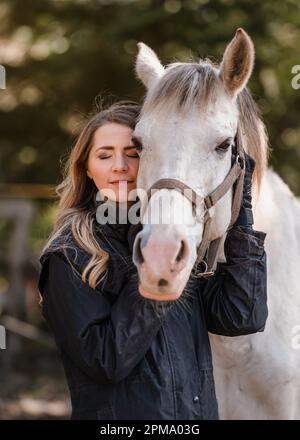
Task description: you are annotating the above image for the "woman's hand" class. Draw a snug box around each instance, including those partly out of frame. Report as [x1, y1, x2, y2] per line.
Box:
[233, 152, 256, 228]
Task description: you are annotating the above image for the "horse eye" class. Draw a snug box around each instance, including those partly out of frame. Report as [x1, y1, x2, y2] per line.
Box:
[216, 138, 232, 152]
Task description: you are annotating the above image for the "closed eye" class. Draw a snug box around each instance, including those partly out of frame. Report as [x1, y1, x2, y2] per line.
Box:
[215, 138, 233, 153]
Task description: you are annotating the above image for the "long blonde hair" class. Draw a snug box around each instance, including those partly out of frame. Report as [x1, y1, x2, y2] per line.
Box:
[41, 100, 141, 290]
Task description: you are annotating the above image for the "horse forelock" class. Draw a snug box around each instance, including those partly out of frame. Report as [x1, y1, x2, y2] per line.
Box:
[142, 60, 221, 116]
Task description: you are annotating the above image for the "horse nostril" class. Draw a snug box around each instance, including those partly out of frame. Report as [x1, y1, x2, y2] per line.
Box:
[175, 240, 185, 263]
[158, 278, 168, 287]
[133, 234, 144, 265]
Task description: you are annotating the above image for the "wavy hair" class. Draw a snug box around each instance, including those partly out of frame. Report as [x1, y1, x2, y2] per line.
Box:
[41, 100, 141, 290]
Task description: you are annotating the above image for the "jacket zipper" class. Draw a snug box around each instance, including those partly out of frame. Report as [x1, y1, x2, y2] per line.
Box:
[161, 325, 177, 419]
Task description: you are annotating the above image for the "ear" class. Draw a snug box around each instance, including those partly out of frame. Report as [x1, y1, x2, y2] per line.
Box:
[219, 28, 255, 97]
[86, 168, 92, 179]
[135, 42, 165, 89]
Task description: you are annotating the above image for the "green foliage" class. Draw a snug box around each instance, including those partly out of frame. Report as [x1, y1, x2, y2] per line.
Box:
[28, 200, 58, 253]
[0, 0, 300, 194]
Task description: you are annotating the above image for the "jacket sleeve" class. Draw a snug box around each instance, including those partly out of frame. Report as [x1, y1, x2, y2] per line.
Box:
[40, 253, 174, 385]
[199, 225, 268, 336]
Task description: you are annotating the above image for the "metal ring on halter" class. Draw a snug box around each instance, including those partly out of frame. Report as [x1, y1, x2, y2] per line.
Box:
[192, 260, 215, 278]
[236, 154, 245, 170]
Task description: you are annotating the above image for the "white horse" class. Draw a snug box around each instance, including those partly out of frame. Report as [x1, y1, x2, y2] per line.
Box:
[131, 28, 300, 419]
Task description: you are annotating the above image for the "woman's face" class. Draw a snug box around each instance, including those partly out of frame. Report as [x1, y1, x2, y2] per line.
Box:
[86, 122, 140, 206]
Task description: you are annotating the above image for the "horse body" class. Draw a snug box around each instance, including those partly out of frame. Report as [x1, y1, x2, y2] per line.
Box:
[133, 29, 300, 418]
[210, 167, 300, 419]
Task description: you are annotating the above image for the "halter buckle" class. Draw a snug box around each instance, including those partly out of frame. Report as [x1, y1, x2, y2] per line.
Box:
[236, 154, 245, 170]
[192, 259, 215, 278]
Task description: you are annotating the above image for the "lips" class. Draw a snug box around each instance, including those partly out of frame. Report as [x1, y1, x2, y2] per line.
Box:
[110, 180, 133, 184]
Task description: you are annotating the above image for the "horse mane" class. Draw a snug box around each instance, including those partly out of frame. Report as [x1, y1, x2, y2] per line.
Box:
[236, 88, 270, 193]
[141, 60, 270, 194]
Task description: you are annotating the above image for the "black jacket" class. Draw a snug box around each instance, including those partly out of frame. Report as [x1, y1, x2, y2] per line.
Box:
[38, 218, 268, 420]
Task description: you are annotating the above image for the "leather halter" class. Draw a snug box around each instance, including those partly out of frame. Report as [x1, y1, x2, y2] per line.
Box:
[144, 128, 246, 278]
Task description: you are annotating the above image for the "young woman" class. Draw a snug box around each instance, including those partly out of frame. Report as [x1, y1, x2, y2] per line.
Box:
[38, 100, 268, 420]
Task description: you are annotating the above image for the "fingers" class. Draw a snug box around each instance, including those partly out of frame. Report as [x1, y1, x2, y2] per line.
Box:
[244, 152, 256, 173]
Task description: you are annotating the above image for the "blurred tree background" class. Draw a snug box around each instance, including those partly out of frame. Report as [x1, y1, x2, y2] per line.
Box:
[0, 0, 300, 419]
[1, 0, 300, 193]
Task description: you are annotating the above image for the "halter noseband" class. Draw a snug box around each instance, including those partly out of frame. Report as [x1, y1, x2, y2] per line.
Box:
[143, 128, 246, 278]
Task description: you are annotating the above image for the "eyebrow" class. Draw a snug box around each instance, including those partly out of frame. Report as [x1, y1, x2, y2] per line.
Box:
[95, 145, 136, 152]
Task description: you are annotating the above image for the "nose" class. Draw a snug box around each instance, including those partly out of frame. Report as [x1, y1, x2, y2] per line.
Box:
[133, 228, 191, 277]
[112, 155, 129, 172]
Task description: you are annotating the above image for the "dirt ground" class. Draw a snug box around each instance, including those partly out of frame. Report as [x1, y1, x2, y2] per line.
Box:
[0, 339, 71, 420]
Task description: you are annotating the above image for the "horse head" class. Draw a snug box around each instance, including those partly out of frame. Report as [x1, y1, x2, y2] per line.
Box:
[132, 28, 266, 301]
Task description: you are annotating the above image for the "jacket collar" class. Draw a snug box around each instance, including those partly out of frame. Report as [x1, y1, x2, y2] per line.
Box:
[95, 217, 132, 242]
[93, 199, 142, 251]
[39, 200, 141, 272]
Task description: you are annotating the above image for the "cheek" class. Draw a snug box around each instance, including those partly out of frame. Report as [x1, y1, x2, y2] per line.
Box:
[130, 158, 140, 178]
[88, 158, 109, 183]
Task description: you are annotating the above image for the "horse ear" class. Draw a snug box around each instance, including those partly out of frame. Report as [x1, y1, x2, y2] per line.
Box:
[135, 42, 164, 89]
[219, 28, 255, 97]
